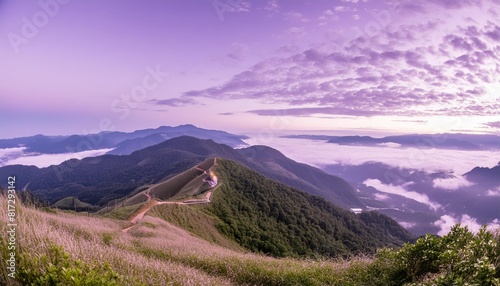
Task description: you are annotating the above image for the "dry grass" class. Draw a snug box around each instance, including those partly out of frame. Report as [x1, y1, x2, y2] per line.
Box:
[0, 195, 375, 285]
[0, 196, 232, 285]
[147, 203, 243, 251]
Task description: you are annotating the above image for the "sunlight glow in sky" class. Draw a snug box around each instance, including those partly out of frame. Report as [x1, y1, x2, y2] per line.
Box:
[1, 0, 499, 138]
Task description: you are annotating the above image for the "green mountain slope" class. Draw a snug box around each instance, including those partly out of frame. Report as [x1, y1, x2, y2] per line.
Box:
[201, 159, 413, 257]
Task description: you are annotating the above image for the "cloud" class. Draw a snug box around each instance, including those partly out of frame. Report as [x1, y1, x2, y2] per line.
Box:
[399, 221, 417, 228]
[427, 0, 482, 9]
[334, 6, 357, 12]
[432, 175, 474, 190]
[392, 119, 427, 123]
[264, 0, 279, 12]
[275, 44, 301, 54]
[0, 147, 26, 165]
[286, 27, 306, 38]
[374, 192, 390, 201]
[363, 178, 441, 210]
[486, 187, 500, 196]
[227, 42, 250, 61]
[376, 142, 401, 148]
[283, 11, 308, 22]
[5, 149, 114, 168]
[182, 2, 500, 118]
[484, 121, 500, 129]
[218, 112, 234, 115]
[247, 107, 382, 117]
[150, 98, 196, 107]
[394, 0, 483, 14]
[317, 10, 339, 26]
[242, 136, 500, 175]
[434, 214, 500, 236]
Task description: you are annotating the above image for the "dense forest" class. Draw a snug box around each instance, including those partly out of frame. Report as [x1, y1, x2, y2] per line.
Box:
[205, 159, 414, 257]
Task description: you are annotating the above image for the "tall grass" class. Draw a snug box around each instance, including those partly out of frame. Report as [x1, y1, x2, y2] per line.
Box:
[3, 195, 495, 285]
[0, 195, 233, 285]
[0, 194, 379, 285]
[147, 203, 243, 251]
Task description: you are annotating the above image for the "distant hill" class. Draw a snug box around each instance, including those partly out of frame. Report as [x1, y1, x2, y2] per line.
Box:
[52, 196, 97, 212]
[463, 165, 500, 220]
[0, 124, 248, 156]
[464, 164, 500, 187]
[283, 133, 500, 150]
[107, 124, 249, 155]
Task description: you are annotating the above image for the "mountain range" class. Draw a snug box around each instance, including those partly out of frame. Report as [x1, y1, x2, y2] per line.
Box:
[283, 134, 500, 150]
[0, 124, 248, 156]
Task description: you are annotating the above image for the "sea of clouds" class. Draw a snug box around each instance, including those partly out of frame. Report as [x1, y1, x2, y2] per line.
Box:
[0, 148, 113, 168]
[243, 136, 500, 175]
[244, 135, 500, 234]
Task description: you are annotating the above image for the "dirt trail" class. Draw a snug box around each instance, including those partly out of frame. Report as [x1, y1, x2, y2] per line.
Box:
[194, 167, 208, 173]
[122, 158, 219, 233]
[143, 188, 152, 201]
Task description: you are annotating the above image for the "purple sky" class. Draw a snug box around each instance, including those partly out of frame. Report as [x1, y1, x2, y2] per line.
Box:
[1, 0, 499, 138]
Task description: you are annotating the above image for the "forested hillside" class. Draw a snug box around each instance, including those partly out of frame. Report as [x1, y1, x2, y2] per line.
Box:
[204, 159, 413, 257]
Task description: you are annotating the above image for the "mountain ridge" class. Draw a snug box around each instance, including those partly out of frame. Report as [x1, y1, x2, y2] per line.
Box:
[0, 124, 248, 156]
[0, 136, 363, 209]
[282, 133, 500, 150]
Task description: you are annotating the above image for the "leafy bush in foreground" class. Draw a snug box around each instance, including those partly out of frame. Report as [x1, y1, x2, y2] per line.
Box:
[17, 245, 123, 286]
[364, 224, 500, 285]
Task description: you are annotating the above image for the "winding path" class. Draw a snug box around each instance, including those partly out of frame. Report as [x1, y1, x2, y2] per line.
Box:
[122, 158, 219, 233]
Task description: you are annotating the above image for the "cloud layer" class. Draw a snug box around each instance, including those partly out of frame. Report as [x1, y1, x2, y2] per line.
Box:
[364, 178, 440, 210]
[3, 149, 114, 168]
[244, 136, 500, 175]
[432, 176, 474, 190]
[180, 1, 500, 118]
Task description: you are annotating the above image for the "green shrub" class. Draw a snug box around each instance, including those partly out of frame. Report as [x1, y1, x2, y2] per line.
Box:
[397, 233, 442, 281]
[386, 224, 500, 286]
[17, 244, 123, 286]
[430, 225, 499, 286]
